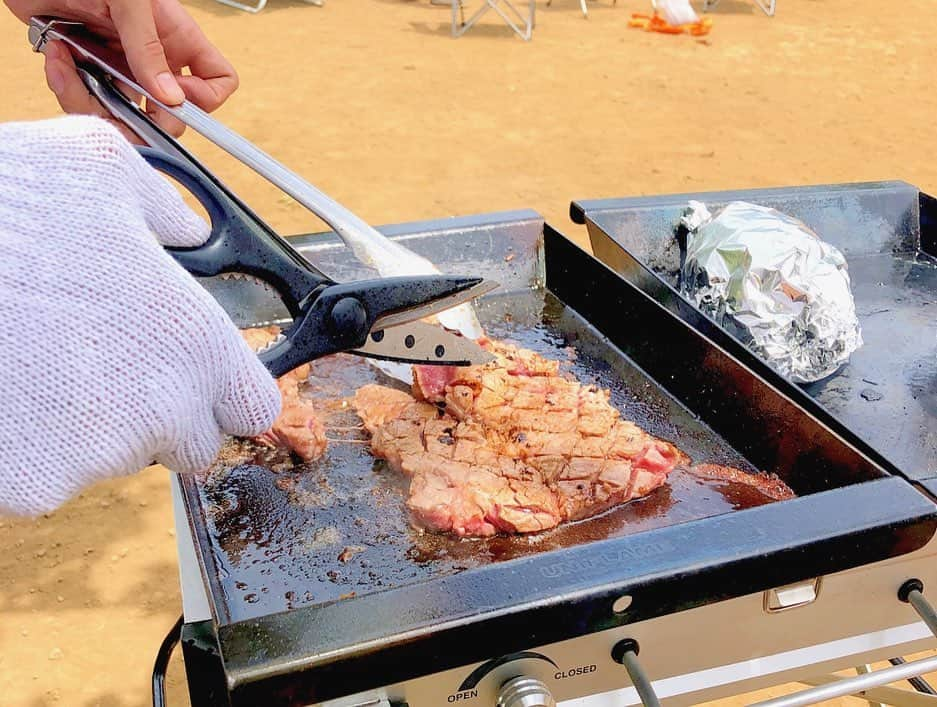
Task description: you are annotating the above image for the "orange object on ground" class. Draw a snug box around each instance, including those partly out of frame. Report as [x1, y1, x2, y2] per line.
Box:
[629, 11, 713, 35]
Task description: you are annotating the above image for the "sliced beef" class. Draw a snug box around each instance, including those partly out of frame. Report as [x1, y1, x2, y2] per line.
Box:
[241, 326, 327, 462]
[354, 340, 691, 537]
[354, 385, 561, 536]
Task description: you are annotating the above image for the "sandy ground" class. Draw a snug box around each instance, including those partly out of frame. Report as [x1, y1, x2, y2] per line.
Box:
[1, 0, 936, 705]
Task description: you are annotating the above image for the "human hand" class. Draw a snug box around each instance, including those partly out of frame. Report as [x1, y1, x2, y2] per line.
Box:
[0, 116, 280, 516]
[5, 0, 238, 139]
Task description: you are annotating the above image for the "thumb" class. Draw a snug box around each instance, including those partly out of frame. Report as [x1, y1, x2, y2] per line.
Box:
[214, 330, 282, 438]
[156, 411, 226, 474]
[118, 145, 211, 246]
[108, 0, 185, 106]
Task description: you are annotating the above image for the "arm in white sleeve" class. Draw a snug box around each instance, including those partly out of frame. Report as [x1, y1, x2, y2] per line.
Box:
[0, 115, 280, 516]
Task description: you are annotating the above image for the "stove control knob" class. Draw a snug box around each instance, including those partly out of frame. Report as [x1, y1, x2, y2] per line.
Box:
[497, 676, 555, 707]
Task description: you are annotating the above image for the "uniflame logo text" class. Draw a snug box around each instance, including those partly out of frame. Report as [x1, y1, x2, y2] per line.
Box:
[539, 542, 675, 578]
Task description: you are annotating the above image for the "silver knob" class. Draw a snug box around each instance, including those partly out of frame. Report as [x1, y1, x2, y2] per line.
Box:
[497, 676, 556, 707]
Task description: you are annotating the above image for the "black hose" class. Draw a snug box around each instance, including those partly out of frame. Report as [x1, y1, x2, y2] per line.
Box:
[889, 657, 937, 695]
[153, 615, 184, 707]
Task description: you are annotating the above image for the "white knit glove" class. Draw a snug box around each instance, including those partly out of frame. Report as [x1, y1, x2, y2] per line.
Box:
[0, 115, 281, 516]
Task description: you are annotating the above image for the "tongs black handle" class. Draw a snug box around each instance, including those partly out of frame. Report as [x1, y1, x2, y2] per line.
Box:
[139, 148, 331, 316]
[140, 147, 493, 378]
[62, 59, 325, 315]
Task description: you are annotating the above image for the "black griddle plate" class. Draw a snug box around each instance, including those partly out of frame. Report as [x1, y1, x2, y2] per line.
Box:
[194, 288, 777, 625]
[176, 215, 937, 707]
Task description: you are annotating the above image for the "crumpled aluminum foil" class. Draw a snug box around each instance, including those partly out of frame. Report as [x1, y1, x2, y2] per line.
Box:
[679, 200, 862, 383]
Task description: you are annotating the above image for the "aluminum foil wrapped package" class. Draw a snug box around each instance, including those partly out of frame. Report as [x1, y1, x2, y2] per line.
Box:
[679, 200, 862, 383]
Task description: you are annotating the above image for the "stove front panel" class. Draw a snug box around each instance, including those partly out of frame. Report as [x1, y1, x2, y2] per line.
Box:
[312, 533, 937, 707]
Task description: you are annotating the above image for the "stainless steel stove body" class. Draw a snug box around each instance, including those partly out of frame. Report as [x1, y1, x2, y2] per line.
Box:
[169, 207, 937, 707]
[173, 499, 937, 707]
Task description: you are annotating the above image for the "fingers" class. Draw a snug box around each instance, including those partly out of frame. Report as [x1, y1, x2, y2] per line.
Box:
[107, 0, 238, 131]
[154, 0, 239, 111]
[176, 71, 238, 113]
[108, 0, 185, 106]
[126, 151, 211, 247]
[141, 181, 211, 248]
[159, 318, 280, 473]
[43, 41, 90, 109]
[40, 0, 236, 133]
[143, 97, 187, 138]
[214, 336, 281, 438]
[43, 41, 146, 144]
[43, 40, 107, 117]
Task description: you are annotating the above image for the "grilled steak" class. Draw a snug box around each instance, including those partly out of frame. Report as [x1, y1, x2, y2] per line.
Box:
[354, 339, 690, 537]
[241, 327, 327, 462]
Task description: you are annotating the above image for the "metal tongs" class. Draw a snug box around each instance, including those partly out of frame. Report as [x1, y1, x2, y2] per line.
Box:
[28, 17, 497, 378]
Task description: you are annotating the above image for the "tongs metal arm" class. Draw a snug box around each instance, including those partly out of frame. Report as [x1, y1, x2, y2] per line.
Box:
[141, 147, 331, 316]
[62, 59, 331, 313]
[74, 65, 266, 233]
[74, 66, 189, 164]
[28, 16, 433, 275]
[134, 145, 493, 376]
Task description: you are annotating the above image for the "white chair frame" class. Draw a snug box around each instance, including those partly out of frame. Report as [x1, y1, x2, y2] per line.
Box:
[214, 0, 323, 14]
[449, 0, 537, 40]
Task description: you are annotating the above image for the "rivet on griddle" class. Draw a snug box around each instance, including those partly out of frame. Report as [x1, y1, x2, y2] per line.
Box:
[405, 335, 415, 349]
[612, 595, 633, 614]
[371, 330, 385, 343]
[435, 345, 445, 358]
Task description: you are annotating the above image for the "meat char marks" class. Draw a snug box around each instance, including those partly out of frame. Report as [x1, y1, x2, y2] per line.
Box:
[241, 327, 327, 462]
[354, 338, 688, 537]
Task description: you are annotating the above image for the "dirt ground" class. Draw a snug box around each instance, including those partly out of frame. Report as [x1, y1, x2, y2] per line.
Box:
[1, 0, 936, 705]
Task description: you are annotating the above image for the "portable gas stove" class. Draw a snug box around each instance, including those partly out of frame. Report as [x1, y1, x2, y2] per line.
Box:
[23, 18, 937, 706]
[164, 205, 937, 707]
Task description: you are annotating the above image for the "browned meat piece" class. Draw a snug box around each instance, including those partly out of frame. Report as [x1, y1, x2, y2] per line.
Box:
[241, 326, 327, 462]
[687, 464, 795, 502]
[355, 339, 690, 537]
[354, 385, 560, 537]
[253, 397, 327, 462]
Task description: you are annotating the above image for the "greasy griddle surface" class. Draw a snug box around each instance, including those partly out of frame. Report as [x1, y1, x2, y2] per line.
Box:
[195, 290, 779, 624]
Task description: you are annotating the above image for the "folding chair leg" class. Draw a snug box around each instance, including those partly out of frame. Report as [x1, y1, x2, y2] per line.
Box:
[489, 0, 533, 39]
[214, 0, 267, 12]
[451, 0, 533, 40]
[450, 0, 469, 37]
[754, 0, 776, 15]
[453, 2, 488, 37]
